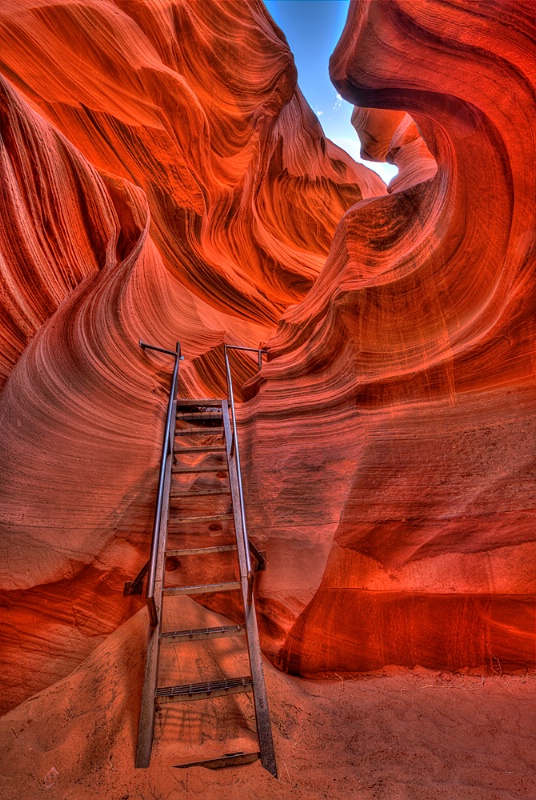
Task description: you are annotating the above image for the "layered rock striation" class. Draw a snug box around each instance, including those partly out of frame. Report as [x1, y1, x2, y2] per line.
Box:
[239, 0, 536, 673]
[1, 0, 534, 717]
[0, 0, 383, 711]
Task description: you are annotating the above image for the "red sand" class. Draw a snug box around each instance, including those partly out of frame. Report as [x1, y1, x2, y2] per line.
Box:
[1, 600, 534, 800]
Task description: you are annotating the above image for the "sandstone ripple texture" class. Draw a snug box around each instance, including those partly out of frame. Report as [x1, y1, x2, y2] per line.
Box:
[0, 0, 534, 714]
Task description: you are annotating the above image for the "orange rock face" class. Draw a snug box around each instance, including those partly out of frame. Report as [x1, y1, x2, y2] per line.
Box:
[239, 0, 536, 674]
[0, 0, 534, 716]
[0, 0, 382, 711]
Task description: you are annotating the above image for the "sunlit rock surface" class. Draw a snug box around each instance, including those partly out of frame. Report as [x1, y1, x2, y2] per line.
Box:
[351, 107, 438, 193]
[0, 0, 534, 718]
[240, 0, 536, 674]
[0, 0, 383, 711]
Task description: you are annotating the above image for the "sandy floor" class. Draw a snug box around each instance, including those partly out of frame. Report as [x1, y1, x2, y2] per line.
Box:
[1, 601, 535, 800]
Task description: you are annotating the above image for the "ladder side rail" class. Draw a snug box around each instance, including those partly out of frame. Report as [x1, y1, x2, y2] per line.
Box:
[135, 455, 173, 767]
[222, 400, 252, 589]
[221, 401, 277, 778]
[224, 345, 267, 572]
[223, 348, 254, 589]
[135, 338, 181, 767]
[140, 339, 181, 626]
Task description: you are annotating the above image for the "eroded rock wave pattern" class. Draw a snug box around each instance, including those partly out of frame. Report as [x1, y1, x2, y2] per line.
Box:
[0, 0, 383, 711]
[240, 0, 536, 674]
[0, 0, 533, 714]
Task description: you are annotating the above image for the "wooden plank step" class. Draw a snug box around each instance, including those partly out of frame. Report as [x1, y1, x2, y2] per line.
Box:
[155, 676, 252, 704]
[176, 412, 223, 420]
[171, 488, 230, 498]
[174, 426, 223, 435]
[171, 464, 227, 475]
[172, 465, 227, 474]
[163, 581, 241, 596]
[174, 751, 260, 770]
[160, 624, 245, 643]
[166, 544, 236, 556]
[175, 445, 225, 453]
[171, 513, 233, 523]
[176, 399, 223, 407]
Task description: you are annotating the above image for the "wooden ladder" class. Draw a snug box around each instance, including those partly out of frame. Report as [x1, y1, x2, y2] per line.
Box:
[127, 347, 276, 776]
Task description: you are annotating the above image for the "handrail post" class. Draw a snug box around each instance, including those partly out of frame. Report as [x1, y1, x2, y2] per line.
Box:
[224, 344, 267, 600]
[140, 339, 181, 626]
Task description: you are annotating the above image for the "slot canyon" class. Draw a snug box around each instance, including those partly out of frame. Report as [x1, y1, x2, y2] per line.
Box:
[0, 1, 535, 797]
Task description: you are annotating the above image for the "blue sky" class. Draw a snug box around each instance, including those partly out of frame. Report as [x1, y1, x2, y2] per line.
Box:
[264, 0, 397, 184]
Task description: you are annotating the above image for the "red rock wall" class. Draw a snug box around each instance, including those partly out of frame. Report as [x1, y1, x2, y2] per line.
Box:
[0, 0, 534, 714]
[238, 0, 536, 674]
[0, 0, 383, 711]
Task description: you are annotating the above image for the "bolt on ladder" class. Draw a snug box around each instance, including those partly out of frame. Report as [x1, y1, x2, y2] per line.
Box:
[125, 340, 276, 776]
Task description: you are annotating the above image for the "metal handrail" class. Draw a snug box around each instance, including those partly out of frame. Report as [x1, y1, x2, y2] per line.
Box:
[128, 340, 263, 618]
[140, 338, 181, 626]
[224, 345, 267, 597]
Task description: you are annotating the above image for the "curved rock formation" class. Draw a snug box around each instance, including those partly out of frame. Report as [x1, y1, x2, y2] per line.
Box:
[0, 0, 383, 330]
[0, 0, 383, 711]
[1, 0, 534, 719]
[351, 107, 438, 193]
[239, 0, 536, 674]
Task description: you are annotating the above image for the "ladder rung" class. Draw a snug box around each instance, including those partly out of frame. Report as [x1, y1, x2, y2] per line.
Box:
[171, 488, 230, 497]
[175, 427, 223, 435]
[176, 412, 223, 420]
[175, 445, 226, 453]
[176, 399, 223, 407]
[155, 676, 252, 703]
[172, 465, 227, 474]
[174, 751, 260, 770]
[163, 581, 241, 596]
[160, 624, 245, 643]
[171, 513, 233, 523]
[166, 544, 237, 556]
